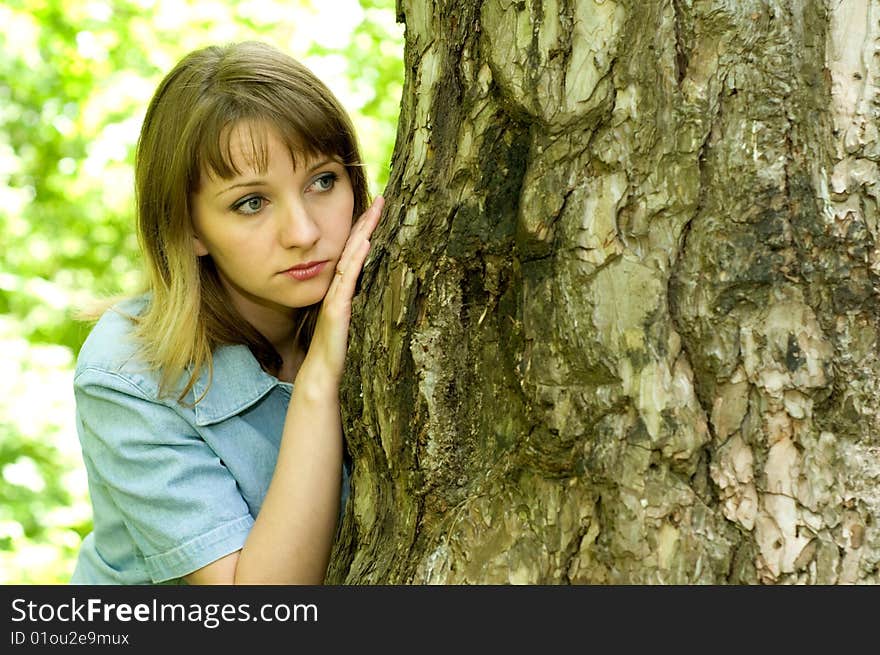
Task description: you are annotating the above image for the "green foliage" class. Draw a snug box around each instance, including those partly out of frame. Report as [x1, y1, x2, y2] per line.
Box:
[0, 0, 403, 584]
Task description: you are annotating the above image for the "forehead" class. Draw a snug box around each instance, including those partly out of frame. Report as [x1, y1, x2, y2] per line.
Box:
[198, 119, 320, 185]
[219, 121, 284, 175]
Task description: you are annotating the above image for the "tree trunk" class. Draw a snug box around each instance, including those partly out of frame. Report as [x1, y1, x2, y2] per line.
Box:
[328, 0, 880, 584]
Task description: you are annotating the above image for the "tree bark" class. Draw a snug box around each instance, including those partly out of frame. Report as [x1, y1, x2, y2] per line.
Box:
[328, 0, 880, 584]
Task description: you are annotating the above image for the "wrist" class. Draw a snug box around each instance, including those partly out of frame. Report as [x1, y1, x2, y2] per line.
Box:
[293, 361, 340, 400]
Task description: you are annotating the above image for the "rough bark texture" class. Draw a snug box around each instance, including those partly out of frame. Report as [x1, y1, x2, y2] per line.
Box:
[328, 0, 880, 584]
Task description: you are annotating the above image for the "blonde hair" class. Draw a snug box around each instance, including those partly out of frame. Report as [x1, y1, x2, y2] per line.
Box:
[129, 41, 369, 402]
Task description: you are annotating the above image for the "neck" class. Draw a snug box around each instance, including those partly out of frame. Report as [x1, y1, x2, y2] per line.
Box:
[277, 344, 307, 383]
[252, 316, 304, 383]
[215, 277, 308, 382]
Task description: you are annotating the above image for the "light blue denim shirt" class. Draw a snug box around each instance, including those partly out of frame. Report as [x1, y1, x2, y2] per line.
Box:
[70, 296, 350, 584]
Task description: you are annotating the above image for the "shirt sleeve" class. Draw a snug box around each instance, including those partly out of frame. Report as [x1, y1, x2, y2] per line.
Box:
[74, 366, 254, 583]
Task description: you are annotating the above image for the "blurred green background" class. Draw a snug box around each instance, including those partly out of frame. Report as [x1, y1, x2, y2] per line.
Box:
[0, 0, 404, 583]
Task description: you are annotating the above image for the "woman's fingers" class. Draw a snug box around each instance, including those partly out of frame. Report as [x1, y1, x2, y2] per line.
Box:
[310, 197, 384, 377]
[340, 238, 371, 298]
[351, 195, 384, 246]
[332, 195, 384, 294]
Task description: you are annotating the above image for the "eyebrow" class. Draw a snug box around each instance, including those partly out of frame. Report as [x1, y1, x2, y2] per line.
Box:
[213, 158, 340, 197]
[215, 180, 265, 197]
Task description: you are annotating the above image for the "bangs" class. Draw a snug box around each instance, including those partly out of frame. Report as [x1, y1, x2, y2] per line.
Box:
[191, 91, 357, 188]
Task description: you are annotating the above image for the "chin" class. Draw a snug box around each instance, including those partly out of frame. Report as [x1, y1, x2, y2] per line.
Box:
[289, 286, 331, 308]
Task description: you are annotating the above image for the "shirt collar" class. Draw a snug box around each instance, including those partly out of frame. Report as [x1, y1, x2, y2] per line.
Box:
[190, 344, 286, 426]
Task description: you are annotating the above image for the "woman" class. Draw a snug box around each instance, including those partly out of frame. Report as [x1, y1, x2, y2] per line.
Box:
[70, 41, 384, 584]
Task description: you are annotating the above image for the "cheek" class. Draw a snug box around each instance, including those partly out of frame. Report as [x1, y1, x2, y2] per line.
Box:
[330, 222, 352, 252]
[335, 197, 356, 244]
[343, 215, 355, 239]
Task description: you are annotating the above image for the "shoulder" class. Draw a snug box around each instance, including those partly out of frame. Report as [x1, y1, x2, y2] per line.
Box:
[74, 295, 159, 398]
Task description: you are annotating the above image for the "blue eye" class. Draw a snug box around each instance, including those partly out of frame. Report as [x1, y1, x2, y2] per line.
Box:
[233, 195, 265, 215]
[311, 172, 338, 192]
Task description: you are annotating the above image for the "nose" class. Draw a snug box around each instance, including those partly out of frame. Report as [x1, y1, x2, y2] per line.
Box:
[277, 198, 320, 249]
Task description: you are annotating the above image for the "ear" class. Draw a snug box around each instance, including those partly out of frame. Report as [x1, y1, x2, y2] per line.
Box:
[192, 233, 209, 257]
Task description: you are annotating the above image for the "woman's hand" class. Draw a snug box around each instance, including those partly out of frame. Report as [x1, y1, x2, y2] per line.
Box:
[300, 195, 385, 392]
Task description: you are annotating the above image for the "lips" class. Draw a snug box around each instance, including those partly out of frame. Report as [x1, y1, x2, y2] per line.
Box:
[285, 260, 326, 272]
[282, 260, 328, 281]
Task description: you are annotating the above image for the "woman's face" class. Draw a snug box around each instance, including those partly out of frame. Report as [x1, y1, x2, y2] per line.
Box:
[191, 120, 354, 330]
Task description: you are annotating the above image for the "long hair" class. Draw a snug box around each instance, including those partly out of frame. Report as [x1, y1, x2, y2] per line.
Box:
[132, 41, 369, 403]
